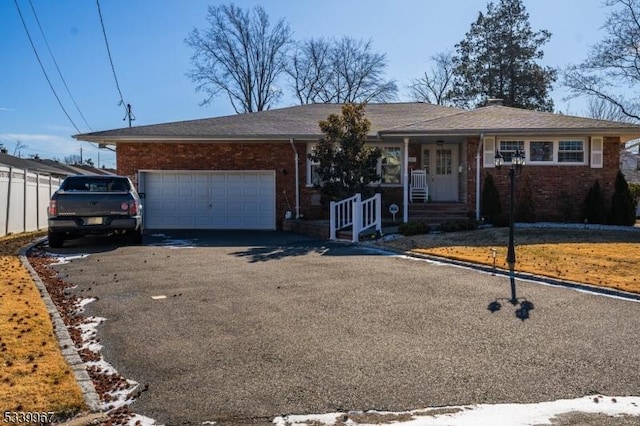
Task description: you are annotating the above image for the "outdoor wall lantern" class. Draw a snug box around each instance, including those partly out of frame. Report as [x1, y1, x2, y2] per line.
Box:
[494, 148, 525, 304]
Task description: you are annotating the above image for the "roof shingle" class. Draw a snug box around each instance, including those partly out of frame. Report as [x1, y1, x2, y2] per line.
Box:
[74, 103, 640, 143]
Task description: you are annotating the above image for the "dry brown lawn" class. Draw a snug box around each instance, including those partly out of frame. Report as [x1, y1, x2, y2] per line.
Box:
[0, 232, 85, 416]
[381, 226, 640, 294]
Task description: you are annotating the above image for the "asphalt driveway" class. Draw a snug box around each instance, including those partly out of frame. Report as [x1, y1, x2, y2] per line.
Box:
[48, 231, 640, 425]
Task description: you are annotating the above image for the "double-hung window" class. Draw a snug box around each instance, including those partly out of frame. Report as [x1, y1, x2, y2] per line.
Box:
[498, 140, 525, 163]
[379, 146, 402, 184]
[307, 144, 322, 186]
[496, 137, 588, 165]
[558, 140, 585, 163]
[307, 143, 403, 186]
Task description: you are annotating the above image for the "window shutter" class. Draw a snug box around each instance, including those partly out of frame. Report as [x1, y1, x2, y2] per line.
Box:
[590, 136, 603, 168]
[483, 136, 496, 168]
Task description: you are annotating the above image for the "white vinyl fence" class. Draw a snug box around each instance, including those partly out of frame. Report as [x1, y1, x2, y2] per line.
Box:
[0, 165, 62, 237]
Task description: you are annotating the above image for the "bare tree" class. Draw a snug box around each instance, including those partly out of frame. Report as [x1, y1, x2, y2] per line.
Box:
[185, 4, 292, 113]
[564, 0, 640, 121]
[287, 38, 333, 104]
[287, 37, 397, 104]
[586, 96, 630, 121]
[409, 51, 456, 105]
[12, 140, 26, 156]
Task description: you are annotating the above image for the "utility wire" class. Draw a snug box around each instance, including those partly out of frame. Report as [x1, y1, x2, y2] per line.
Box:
[96, 0, 128, 114]
[14, 0, 81, 134]
[27, 0, 93, 132]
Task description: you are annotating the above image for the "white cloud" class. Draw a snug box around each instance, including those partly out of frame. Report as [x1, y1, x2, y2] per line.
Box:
[0, 107, 16, 112]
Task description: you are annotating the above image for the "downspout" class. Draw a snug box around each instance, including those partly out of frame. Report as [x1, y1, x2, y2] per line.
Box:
[289, 138, 300, 219]
[403, 137, 409, 223]
[476, 133, 484, 221]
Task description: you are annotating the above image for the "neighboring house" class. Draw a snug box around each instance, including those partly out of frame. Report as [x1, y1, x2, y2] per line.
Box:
[621, 140, 639, 175]
[74, 102, 640, 230]
[620, 141, 640, 217]
[0, 153, 75, 178]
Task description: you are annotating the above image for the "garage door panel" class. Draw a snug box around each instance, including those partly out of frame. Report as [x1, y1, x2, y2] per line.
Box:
[143, 171, 275, 230]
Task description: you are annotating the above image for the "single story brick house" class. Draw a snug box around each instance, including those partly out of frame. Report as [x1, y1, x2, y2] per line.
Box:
[74, 102, 640, 230]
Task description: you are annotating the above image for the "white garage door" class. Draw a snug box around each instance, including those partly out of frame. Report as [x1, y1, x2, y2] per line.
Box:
[141, 171, 276, 230]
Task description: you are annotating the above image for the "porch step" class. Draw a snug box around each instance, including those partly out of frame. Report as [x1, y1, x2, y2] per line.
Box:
[408, 202, 469, 224]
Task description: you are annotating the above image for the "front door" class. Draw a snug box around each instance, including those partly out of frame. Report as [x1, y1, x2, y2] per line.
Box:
[421, 144, 458, 201]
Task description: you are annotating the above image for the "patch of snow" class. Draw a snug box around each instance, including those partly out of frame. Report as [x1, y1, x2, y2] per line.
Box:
[47, 252, 90, 265]
[273, 395, 640, 426]
[73, 299, 161, 424]
[128, 414, 159, 426]
[148, 237, 197, 249]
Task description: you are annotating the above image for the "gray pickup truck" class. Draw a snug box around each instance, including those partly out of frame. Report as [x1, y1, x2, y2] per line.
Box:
[47, 175, 143, 248]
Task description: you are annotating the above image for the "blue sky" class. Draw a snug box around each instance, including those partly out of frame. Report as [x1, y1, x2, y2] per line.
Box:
[1, 0, 609, 169]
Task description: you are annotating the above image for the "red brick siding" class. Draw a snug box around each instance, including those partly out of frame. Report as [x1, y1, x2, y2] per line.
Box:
[117, 141, 306, 229]
[466, 137, 621, 221]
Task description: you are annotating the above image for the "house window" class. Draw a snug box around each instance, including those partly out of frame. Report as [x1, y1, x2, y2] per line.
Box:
[436, 149, 453, 175]
[309, 161, 321, 186]
[558, 140, 585, 163]
[498, 140, 525, 163]
[307, 143, 403, 186]
[379, 146, 401, 184]
[529, 141, 553, 162]
[495, 137, 588, 165]
[307, 143, 321, 186]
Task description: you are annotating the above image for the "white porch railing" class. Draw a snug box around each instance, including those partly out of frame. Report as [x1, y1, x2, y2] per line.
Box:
[329, 193, 382, 242]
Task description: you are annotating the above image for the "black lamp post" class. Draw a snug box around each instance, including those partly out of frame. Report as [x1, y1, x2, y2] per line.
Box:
[494, 148, 525, 305]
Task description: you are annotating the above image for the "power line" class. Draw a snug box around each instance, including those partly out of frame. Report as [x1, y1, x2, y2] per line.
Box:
[14, 0, 81, 134]
[27, 0, 93, 132]
[96, 0, 130, 117]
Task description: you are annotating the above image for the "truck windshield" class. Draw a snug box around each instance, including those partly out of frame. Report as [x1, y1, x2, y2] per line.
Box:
[62, 178, 130, 192]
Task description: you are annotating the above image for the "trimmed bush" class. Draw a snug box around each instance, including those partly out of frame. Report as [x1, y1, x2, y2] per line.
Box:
[437, 218, 478, 232]
[398, 221, 430, 236]
[609, 170, 636, 225]
[629, 182, 640, 212]
[583, 179, 607, 224]
[481, 173, 502, 224]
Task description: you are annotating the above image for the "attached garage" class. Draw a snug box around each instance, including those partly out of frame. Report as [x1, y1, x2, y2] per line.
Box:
[139, 170, 276, 230]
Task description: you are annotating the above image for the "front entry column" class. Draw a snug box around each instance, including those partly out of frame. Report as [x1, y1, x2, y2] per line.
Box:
[403, 137, 409, 223]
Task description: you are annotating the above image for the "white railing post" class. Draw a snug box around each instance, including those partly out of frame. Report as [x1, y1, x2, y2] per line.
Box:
[329, 200, 337, 240]
[331, 192, 385, 242]
[375, 193, 382, 234]
[352, 193, 362, 243]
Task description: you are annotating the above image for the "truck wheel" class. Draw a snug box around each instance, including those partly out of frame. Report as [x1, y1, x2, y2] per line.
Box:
[48, 231, 65, 248]
[129, 228, 143, 245]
